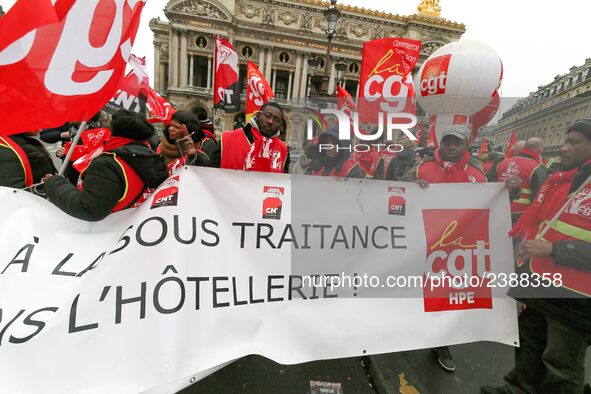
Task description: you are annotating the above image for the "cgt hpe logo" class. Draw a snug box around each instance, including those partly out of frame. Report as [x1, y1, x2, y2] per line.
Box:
[422, 209, 493, 312]
[262, 186, 284, 220]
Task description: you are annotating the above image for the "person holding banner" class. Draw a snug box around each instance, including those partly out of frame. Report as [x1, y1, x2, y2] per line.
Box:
[41, 110, 168, 222]
[402, 125, 487, 372]
[0, 131, 56, 189]
[481, 119, 591, 394]
[209, 102, 289, 173]
[305, 126, 365, 178]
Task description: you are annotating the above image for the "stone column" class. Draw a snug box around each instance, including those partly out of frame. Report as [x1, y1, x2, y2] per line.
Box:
[207, 56, 213, 90]
[292, 53, 302, 101]
[265, 48, 273, 82]
[271, 67, 277, 91]
[258, 46, 265, 70]
[179, 31, 188, 87]
[328, 65, 336, 95]
[154, 42, 161, 90]
[287, 71, 293, 101]
[169, 29, 179, 87]
[188, 54, 194, 86]
[299, 59, 308, 103]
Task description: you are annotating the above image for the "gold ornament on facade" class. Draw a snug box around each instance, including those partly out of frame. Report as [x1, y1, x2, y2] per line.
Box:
[417, 0, 441, 17]
[238, 4, 261, 19]
[349, 23, 368, 38]
[278, 12, 299, 26]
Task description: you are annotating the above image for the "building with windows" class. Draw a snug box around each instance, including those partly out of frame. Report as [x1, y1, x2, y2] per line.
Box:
[149, 0, 465, 148]
[493, 58, 591, 156]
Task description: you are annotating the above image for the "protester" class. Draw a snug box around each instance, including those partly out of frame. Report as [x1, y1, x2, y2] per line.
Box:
[291, 143, 318, 175]
[489, 137, 548, 221]
[158, 110, 216, 168]
[209, 102, 289, 173]
[305, 125, 365, 178]
[482, 151, 503, 179]
[481, 118, 591, 394]
[386, 140, 417, 181]
[510, 140, 525, 157]
[42, 110, 168, 221]
[402, 125, 487, 372]
[0, 131, 56, 188]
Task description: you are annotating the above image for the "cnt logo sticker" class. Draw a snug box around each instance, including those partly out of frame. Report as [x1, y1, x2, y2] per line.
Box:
[422, 209, 492, 312]
[388, 186, 406, 216]
[262, 186, 284, 220]
[151, 176, 180, 209]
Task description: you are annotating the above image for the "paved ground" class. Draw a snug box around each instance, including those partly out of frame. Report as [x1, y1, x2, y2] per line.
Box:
[180, 343, 591, 394]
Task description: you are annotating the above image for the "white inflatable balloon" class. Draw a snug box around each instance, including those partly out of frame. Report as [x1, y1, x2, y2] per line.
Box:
[414, 40, 503, 116]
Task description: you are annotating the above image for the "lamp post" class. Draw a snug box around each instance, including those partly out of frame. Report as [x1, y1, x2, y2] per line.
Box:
[321, 0, 341, 94]
[334, 58, 347, 88]
[306, 56, 320, 97]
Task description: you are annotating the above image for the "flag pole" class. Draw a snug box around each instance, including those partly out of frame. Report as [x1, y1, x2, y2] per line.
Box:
[58, 121, 87, 175]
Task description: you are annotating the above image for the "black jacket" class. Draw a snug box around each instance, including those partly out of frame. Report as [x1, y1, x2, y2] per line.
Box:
[386, 150, 416, 181]
[0, 134, 56, 188]
[44, 142, 168, 221]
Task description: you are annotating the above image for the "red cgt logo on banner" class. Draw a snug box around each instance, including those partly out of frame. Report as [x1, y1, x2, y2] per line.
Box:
[422, 209, 493, 312]
[0, 0, 146, 135]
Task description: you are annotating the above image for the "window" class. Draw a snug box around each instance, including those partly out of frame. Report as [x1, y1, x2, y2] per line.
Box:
[239, 64, 247, 95]
[274, 70, 291, 100]
[190, 55, 209, 87]
[344, 80, 358, 98]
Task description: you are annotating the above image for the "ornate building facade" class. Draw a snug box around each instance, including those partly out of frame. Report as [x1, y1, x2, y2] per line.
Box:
[149, 0, 465, 148]
[493, 58, 591, 156]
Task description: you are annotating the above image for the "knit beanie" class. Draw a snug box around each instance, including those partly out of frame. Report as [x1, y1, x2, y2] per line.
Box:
[567, 118, 591, 141]
[110, 109, 155, 140]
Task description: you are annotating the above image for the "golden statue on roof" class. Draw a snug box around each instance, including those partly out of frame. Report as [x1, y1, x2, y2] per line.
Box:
[417, 0, 441, 17]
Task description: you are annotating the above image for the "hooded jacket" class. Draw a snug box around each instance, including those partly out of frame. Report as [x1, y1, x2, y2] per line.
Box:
[306, 126, 365, 178]
[0, 134, 56, 188]
[44, 141, 168, 221]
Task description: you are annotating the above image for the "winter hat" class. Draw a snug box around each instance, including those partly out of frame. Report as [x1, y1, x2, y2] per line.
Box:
[567, 118, 591, 141]
[110, 109, 155, 140]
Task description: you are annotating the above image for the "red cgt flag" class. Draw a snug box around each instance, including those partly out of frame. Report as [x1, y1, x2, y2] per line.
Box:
[213, 35, 240, 113]
[0, 1, 146, 135]
[104, 54, 150, 114]
[146, 87, 176, 125]
[246, 61, 274, 122]
[425, 117, 438, 148]
[478, 138, 489, 157]
[358, 38, 421, 124]
[505, 131, 517, 157]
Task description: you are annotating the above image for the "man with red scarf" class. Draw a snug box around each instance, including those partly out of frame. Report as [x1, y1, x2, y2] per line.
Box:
[402, 125, 486, 372]
[42, 110, 169, 221]
[489, 137, 548, 221]
[481, 119, 591, 394]
[208, 102, 289, 173]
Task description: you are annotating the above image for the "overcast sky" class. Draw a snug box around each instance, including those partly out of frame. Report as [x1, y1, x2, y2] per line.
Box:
[2, 0, 590, 100]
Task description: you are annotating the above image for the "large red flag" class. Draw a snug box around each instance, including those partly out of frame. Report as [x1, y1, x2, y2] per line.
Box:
[505, 131, 517, 157]
[0, 1, 146, 135]
[415, 122, 424, 144]
[478, 138, 489, 157]
[471, 91, 500, 142]
[104, 54, 149, 114]
[425, 118, 438, 148]
[246, 61, 274, 122]
[358, 38, 421, 124]
[213, 35, 240, 113]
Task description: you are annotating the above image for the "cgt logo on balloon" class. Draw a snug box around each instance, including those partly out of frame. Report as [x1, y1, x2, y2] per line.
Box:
[419, 54, 451, 96]
[422, 209, 492, 312]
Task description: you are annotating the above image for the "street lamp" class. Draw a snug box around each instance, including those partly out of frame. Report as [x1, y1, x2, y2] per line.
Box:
[321, 0, 341, 95]
[306, 56, 320, 96]
[334, 58, 347, 87]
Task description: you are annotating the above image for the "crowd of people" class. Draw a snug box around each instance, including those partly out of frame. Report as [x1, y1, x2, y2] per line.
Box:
[0, 103, 590, 393]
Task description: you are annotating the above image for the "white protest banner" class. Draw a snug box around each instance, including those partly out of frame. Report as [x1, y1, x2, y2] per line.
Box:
[0, 167, 518, 393]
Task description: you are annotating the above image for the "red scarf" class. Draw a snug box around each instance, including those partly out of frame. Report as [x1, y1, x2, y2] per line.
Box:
[509, 165, 582, 240]
[103, 136, 148, 152]
[518, 148, 541, 162]
[434, 149, 471, 182]
[243, 124, 286, 172]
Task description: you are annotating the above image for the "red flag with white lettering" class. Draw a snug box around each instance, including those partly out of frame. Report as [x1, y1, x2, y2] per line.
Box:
[246, 61, 274, 122]
[213, 36, 240, 113]
[104, 54, 149, 114]
[146, 87, 176, 125]
[358, 38, 421, 124]
[0, 1, 146, 135]
[478, 138, 489, 157]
